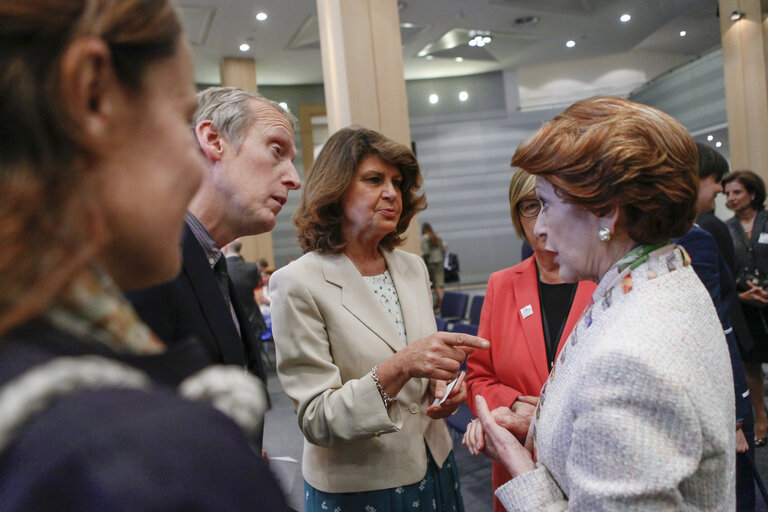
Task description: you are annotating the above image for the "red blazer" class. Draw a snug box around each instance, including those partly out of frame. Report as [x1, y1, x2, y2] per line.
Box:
[466, 256, 595, 510]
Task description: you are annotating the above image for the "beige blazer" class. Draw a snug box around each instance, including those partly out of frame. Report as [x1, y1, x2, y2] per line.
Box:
[270, 249, 453, 493]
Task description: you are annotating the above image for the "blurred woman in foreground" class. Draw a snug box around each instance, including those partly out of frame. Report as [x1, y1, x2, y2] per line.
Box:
[0, 1, 287, 509]
[474, 97, 734, 510]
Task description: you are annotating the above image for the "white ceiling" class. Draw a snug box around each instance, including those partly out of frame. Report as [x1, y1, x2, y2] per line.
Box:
[179, 0, 721, 86]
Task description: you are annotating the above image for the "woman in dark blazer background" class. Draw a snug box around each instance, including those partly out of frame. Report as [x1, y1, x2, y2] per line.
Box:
[724, 170, 768, 445]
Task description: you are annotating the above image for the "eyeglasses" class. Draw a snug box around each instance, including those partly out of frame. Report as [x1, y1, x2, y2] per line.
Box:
[517, 199, 541, 218]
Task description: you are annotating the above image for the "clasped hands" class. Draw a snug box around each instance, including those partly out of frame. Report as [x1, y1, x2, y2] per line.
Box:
[462, 395, 538, 478]
[740, 282, 768, 307]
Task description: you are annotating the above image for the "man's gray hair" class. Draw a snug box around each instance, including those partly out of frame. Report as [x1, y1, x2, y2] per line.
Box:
[193, 87, 296, 150]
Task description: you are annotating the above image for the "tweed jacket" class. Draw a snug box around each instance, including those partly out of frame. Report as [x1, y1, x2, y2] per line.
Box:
[496, 244, 735, 511]
[270, 249, 452, 493]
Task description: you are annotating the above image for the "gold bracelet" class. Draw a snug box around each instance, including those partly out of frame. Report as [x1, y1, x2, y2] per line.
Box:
[371, 365, 397, 407]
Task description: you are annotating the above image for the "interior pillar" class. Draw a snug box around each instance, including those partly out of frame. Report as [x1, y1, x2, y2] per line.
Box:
[317, 0, 422, 255]
[219, 57, 275, 265]
[719, 0, 768, 179]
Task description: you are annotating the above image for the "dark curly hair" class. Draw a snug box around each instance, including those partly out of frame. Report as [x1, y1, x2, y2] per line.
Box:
[722, 170, 766, 211]
[512, 96, 698, 245]
[294, 126, 427, 253]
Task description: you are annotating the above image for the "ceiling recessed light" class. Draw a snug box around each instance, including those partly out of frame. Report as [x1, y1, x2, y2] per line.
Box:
[707, 135, 714, 141]
[429, 93, 439, 105]
[455, 57, 463, 62]
[730, 10, 745, 21]
[425, 55, 434, 60]
[458, 91, 469, 102]
[715, 141, 723, 148]
[679, 30, 687, 37]
[468, 33, 492, 48]
[256, 11, 268, 21]
[239, 43, 250, 52]
[566, 40, 576, 48]
[620, 14, 631, 23]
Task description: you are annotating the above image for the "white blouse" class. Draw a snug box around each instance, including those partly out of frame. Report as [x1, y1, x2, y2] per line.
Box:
[363, 270, 407, 343]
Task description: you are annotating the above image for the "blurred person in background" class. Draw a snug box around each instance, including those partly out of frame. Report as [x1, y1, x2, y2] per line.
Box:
[724, 170, 768, 447]
[422, 222, 446, 311]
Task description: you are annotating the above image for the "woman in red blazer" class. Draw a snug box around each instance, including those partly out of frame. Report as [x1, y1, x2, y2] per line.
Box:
[464, 169, 595, 512]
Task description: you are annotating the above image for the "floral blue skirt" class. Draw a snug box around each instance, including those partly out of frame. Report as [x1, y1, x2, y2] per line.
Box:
[304, 445, 464, 512]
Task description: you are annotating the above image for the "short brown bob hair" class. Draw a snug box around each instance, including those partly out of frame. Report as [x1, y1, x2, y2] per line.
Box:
[512, 96, 698, 245]
[722, 170, 766, 211]
[294, 126, 427, 253]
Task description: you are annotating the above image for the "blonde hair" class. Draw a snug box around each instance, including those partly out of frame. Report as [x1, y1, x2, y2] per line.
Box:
[508, 168, 536, 239]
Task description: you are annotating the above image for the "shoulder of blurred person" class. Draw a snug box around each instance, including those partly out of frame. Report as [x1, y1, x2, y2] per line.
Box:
[0, 324, 288, 511]
[677, 223, 739, 316]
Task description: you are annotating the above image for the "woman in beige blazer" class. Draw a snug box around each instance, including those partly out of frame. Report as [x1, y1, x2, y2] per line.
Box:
[271, 127, 488, 512]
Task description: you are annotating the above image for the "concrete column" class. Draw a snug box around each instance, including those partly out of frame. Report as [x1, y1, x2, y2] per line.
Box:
[719, 0, 768, 180]
[219, 58, 275, 265]
[317, 0, 421, 255]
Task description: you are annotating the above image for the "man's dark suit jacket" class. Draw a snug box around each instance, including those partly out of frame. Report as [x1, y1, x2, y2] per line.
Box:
[226, 254, 266, 335]
[125, 224, 265, 382]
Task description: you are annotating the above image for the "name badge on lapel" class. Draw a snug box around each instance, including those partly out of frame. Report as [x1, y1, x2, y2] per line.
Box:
[759, 232, 768, 244]
[520, 304, 533, 319]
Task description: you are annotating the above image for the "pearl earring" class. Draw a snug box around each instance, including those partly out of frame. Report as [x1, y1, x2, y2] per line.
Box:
[598, 227, 612, 242]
